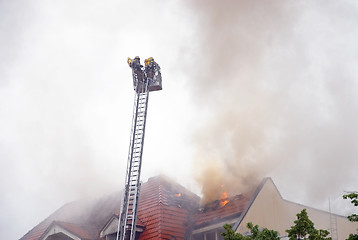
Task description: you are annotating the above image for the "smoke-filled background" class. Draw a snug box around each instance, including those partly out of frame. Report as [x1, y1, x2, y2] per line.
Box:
[187, 0, 358, 205]
[1, 0, 358, 239]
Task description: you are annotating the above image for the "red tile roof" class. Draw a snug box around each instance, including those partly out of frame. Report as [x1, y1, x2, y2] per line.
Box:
[20, 192, 121, 240]
[53, 221, 95, 240]
[20, 175, 253, 240]
[136, 175, 200, 240]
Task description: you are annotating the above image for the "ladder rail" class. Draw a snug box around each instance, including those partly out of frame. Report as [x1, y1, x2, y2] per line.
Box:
[117, 57, 161, 240]
[117, 79, 150, 240]
[129, 87, 150, 240]
[117, 92, 140, 240]
[329, 199, 338, 240]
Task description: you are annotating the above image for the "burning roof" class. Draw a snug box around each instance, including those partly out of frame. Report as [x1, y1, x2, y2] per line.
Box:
[194, 194, 250, 228]
[20, 175, 256, 240]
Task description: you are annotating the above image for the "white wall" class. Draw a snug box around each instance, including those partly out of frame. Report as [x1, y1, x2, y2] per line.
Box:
[236, 179, 357, 240]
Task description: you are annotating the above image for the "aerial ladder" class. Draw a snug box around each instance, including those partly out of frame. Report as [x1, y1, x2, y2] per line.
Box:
[117, 56, 162, 240]
[329, 199, 338, 240]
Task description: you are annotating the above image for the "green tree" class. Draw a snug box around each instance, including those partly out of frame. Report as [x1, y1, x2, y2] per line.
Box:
[221, 222, 280, 240]
[309, 229, 331, 240]
[222, 224, 244, 240]
[245, 222, 280, 240]
[286, 209, 331, 240]
[343, 192, 358, 240]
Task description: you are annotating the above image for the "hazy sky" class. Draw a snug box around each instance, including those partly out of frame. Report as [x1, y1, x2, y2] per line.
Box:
[1, 1, 358, 239]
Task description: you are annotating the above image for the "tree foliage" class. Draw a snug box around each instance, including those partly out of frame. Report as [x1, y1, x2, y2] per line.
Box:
[309, 229, 332, 240]
[286, 209, 331, 240]
[221, 223, 280, 240]
[343, 192, 358, 222]
[343, 192, 358, 240]
[222, 224, 244, 240]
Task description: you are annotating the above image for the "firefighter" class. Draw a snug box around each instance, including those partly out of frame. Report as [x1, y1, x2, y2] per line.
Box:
[128, 56, 142, 69]
[133, 56, 142, 69]
[145, 57, 155, 82]
[128, 56, 144, 82]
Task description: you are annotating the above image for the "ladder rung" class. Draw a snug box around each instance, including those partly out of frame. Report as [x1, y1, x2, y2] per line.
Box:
[120, 87, 150, 235]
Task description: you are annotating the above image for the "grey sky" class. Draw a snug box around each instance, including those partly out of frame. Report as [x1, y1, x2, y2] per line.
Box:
[1, 1, 358, 239]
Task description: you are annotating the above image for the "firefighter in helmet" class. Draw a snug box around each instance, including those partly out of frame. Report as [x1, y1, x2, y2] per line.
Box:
[128, 56, 144, 82]
[145, 57, 155, 82]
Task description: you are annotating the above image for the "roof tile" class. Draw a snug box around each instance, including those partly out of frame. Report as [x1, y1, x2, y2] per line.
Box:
[21, 175, 252, 240]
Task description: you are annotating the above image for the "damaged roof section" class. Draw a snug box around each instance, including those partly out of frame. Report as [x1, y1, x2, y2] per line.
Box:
[194, 194, 250, 228]
[20, 175, 257, 240]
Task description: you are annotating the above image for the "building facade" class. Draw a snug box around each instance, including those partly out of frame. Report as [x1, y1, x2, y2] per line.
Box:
[20, 176, 357, 240]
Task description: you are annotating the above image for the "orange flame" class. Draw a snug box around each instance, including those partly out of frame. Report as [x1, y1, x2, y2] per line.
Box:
[176, 193, 182, 197]
[220, 191, 229, 207]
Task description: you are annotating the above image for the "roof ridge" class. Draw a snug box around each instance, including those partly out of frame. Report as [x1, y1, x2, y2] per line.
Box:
[158, 181, 164, 205]
[21, 175, 200, 240]
[19, 201, 79, 240]
[159, 181, 163, 239]
[52, 220, 94, 239]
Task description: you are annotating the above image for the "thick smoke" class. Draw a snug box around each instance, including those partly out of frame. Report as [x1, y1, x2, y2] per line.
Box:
[184, 0, 358, 205]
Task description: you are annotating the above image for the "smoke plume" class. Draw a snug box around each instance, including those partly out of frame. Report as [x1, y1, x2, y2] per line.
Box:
[184, 0, 358, 205]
